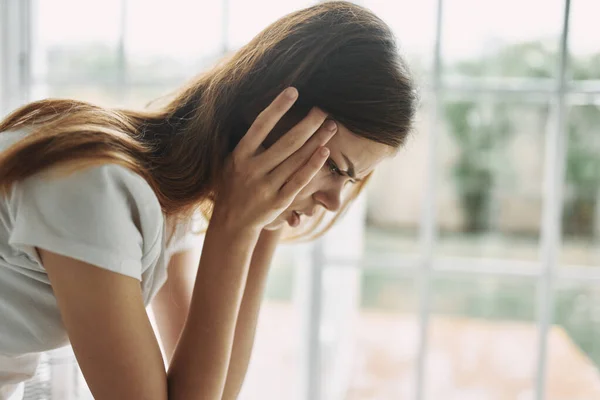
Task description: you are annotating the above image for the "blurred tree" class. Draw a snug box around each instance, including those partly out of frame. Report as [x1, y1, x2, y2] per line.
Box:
[444, 100, 512, 232]
[47, 43, 120, 83]
[563, 104, 600, 237]
[445, 41, 600, 237]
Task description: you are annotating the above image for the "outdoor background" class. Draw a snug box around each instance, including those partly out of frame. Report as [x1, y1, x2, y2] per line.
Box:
[1, 0, 599, 399]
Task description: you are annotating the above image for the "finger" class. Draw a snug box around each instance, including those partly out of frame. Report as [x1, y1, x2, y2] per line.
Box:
[256, 107, 330, 172]
[269, 122, 337, 186]
[278, 147, 330, 200]
[235, 87, 298, 158]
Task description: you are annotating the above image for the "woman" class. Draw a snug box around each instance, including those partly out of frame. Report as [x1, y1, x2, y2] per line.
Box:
[0, 1, 417, 399]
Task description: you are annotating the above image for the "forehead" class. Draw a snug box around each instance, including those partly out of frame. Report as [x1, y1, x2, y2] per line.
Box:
[327, 123, 395, 177]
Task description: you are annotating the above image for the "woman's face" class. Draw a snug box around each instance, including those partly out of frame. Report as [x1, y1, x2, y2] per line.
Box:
[264, 122, 395, 230]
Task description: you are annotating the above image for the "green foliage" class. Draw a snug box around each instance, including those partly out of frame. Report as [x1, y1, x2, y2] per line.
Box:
[445, 40, 600, 236]
[47, 43, 120, 82]
[449, 41, 556, 78]
[443, 100, 513, 233]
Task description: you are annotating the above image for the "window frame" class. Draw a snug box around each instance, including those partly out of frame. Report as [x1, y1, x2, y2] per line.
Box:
[4, 1, 600, 399]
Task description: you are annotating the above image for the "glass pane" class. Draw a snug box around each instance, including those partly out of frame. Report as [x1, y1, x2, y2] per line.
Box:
[437, 98, 550, 261]
[240, 245, 302, 400]
[227, 0, 315, 50]
[549, 281, 600, 399]
[569, 0, 600, 80]
[425, 276, 538, 399]
[32, 83, 122, 107]
[126, 0, 224, 84]
[442, 0, 563, 79]
[320, 267, 418, 399]
[366, 97, 431, 260]
[0, 3, 4, 116]
[23, 347, 84, 399]
[122, 85, 178, 109]
[362, 0, 437, 79]
[560, 103, 600, 267]
[33, 0, 122, 85]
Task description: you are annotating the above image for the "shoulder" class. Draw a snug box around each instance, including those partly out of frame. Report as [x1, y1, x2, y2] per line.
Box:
[9, 164, 164, 279]
[20, 163, 161, 215]
[10, 163, 164, 264]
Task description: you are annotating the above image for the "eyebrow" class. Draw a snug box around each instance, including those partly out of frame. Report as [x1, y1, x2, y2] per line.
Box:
[341, 153, 362, 182]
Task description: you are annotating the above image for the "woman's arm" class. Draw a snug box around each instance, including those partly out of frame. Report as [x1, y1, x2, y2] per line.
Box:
[40, 222, 261, 400]
[152, 228, 281, 398]
[151, 248, 201, 364]
[167, 222, 262, 399]
[39, 249, 170, 400]
[222, 228, 282, 400]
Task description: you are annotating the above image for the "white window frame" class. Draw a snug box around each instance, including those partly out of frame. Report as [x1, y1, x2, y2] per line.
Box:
[4, 1, 600, 400]
[1, 0, 31, 116]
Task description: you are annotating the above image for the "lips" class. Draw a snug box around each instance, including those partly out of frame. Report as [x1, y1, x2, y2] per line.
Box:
[286, 208, 316, 227]
[288, 210, 301, 227]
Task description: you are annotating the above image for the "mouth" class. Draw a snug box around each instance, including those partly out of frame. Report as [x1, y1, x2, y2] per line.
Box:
[288, 210, 302, 227]
[286, 208, 316, 227]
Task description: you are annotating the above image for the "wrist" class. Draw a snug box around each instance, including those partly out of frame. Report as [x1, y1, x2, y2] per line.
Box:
[209, 212, 262, 244]
[259, 227, 284, 241]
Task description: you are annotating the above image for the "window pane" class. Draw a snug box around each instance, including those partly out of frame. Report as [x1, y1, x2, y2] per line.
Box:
[442, 0, 563, 79]
[33, 83, 121, 107]
[560, 102, 600, 267]
[366, 96, 431, 261]
[239, 246, 302, 400]
[320, 267, 418, 399]
[437, 97, 549, 262]
[32, 84, 179, 110]
[125, 0, 224, 84]
[33, 0, 122, 85]
[425, 276, 538, 399]
[362, 0, 437, 79]
[0, 3, 4, 116]
[569, 0, 600, 80]
[227, 0, 315, 50]
[550, 281, 600, 398]
[121, 85, 178, 109]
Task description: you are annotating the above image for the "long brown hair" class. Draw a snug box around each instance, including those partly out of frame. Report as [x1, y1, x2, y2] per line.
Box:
[0, 1, 417, 240]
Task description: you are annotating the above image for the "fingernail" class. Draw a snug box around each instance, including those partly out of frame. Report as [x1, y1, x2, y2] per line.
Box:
[324, 120, 337, 131]
[312, 107, 327, 118]
[285, 87, 298, 99]
[320, 147, 330, 157]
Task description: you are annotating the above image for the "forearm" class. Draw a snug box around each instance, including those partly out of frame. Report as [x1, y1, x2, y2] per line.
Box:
[167, 220, 260, 400]
[151, 249, 198, 365]
[222, 229, 282, 400]
[152, 279, 187, 365]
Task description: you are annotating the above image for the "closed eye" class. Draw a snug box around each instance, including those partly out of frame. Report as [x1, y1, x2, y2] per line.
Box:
[326, 158, 342, 175]
[326, 159, 357, 184]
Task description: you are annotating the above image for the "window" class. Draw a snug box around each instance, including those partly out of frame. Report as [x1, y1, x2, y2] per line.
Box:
[2, 0, 600, 399]
[0, 2, 4, 114]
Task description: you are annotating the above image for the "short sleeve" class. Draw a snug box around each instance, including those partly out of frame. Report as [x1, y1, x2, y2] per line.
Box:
[8, 164, 163, 280]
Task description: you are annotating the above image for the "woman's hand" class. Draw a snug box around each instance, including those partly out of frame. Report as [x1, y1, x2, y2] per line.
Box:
[212, 87, 337, 232]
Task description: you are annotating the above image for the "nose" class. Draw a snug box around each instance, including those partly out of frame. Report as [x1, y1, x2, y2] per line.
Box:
[313, 183, 344, 212]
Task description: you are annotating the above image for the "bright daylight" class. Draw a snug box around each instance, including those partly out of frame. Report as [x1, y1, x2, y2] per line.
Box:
[1, 0, 599, 399]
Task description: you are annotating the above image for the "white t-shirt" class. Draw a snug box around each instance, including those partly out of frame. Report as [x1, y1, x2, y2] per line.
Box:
[0, 130, 202, 398]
